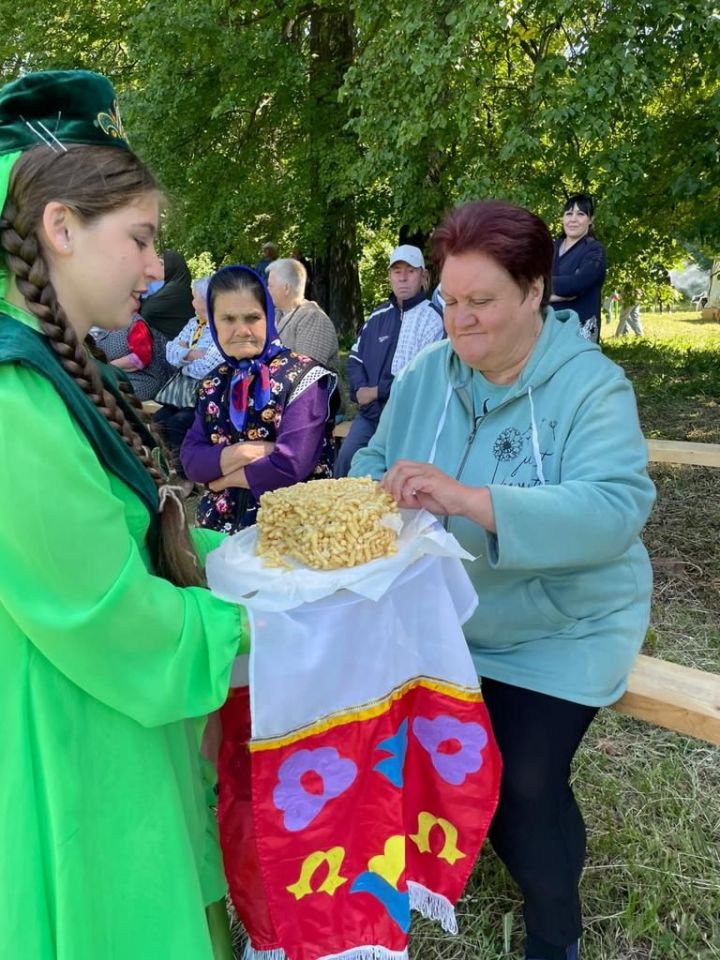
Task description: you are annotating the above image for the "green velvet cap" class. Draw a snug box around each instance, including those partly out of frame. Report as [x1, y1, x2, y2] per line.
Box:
[0, 70, 130, 298]
[0, 69, 129, 156]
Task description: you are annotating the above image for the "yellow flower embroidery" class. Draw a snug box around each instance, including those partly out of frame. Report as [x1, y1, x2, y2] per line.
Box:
[96, 100, 127, 141]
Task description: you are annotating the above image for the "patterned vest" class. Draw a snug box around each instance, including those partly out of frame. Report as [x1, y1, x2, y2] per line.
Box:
[195, 353, 337, 533]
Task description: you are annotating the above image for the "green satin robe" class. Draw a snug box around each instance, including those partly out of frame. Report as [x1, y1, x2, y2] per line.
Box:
[0, 307, 248, 958]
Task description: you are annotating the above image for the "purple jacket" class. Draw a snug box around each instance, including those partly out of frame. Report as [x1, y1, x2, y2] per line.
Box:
[181, 380, 331, 499]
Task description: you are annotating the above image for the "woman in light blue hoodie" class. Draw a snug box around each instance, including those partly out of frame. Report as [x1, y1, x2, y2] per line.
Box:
[351, 200, 655, 960]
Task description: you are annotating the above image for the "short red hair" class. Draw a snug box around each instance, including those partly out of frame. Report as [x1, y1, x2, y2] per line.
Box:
[432, 200, 554, 307]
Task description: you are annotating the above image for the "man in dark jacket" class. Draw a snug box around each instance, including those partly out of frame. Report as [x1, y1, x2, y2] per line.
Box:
[335, 245, 443, 477]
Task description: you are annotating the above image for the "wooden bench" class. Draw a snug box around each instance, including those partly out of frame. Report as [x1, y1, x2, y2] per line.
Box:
[647, 439, 720, 467]
[621, 439, 720, 744]
[331, 431, 720, 464]
[332, 430, 720, 466]
[148, 406, 720, 745]
[611, 655, 720, 745]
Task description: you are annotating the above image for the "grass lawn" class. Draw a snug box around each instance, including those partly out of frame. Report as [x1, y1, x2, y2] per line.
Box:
[605, 310, 720, 444]
[232, 311, 720, 960]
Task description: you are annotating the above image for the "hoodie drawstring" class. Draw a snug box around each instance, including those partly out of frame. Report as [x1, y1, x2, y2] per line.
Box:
[527, 385, 546, 485]
[428, 381, 454, 465]
[429, 376, 546, 486]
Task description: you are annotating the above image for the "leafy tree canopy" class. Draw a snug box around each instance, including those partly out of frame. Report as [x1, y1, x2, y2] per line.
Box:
[2, 0, 718, 315]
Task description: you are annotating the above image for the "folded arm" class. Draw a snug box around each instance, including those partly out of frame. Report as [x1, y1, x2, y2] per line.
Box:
[165, 316, 197, 367]
[552, 248, 607, 299]
[244, 378, 332, 498]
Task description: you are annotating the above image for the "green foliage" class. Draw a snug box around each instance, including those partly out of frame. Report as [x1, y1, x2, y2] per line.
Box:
[357, 221, 396, 314]
[2, 0, 719, 312]
[0, 0, 142, 81]
[185, 251, 216, 280]
[343, 0, 720, 294]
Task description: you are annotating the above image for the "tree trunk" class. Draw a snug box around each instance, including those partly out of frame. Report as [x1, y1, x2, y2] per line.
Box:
[307, 6, 363, 342]
[399, 226, 431, 251]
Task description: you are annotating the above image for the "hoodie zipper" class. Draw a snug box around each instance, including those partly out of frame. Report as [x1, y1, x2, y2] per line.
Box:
[455, 413, 485, 484]
[443, 392, 486, 530]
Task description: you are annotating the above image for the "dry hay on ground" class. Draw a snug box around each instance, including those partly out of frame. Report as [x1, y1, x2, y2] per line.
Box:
[645, 464, 720, 603]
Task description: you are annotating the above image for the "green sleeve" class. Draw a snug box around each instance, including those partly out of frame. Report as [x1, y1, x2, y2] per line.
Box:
[190, 526, 227, 564]
[0, 365, 249, 727]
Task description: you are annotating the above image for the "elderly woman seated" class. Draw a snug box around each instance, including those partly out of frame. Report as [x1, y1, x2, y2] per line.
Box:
[266, 257, 340, 373]
[180, 265, 339, 533]
[350, 200, 655, 960]
[92, 315, 172, 401]
[152, 276, 223, 486]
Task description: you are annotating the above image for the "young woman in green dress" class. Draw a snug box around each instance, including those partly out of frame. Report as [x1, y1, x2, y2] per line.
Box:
[0, 70, 246, 959]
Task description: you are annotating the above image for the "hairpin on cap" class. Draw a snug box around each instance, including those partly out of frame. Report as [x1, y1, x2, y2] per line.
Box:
[0, 69, 131, 158]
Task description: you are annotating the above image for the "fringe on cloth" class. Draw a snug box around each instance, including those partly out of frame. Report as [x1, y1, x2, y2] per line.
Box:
[240, 889, 454, 960]
[242, 943, 288, 960]
[317, 948, 409, 960]
[407, 881, 459, 935]
[244, 945, 409, 960]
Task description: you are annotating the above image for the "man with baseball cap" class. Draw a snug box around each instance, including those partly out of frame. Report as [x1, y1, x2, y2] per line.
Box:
[335, 244, 443, 477]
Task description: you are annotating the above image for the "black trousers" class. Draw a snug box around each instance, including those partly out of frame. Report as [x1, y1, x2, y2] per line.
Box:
[333, 413, 378, 478]
[152, 405, 196, 478]
[482, 677, 598, 953]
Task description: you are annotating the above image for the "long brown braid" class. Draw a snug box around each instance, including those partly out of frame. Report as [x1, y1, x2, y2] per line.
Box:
[0, 145, 204, 587]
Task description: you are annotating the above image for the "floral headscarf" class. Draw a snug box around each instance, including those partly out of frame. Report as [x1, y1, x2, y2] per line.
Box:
[207, 264, 288, 433]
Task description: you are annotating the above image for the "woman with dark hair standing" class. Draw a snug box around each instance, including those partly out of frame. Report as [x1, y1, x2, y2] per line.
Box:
[351, 200, 654, 960]
[0, 71, 247, 959]
[550, 193, 607, 342]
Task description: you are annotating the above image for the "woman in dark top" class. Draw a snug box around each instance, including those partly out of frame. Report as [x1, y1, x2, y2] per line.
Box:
[140, 249, 194, 340]
[550, 194, 606, 342]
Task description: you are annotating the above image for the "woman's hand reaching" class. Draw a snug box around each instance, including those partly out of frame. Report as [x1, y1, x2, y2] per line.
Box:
[381, 460, 497, 533]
